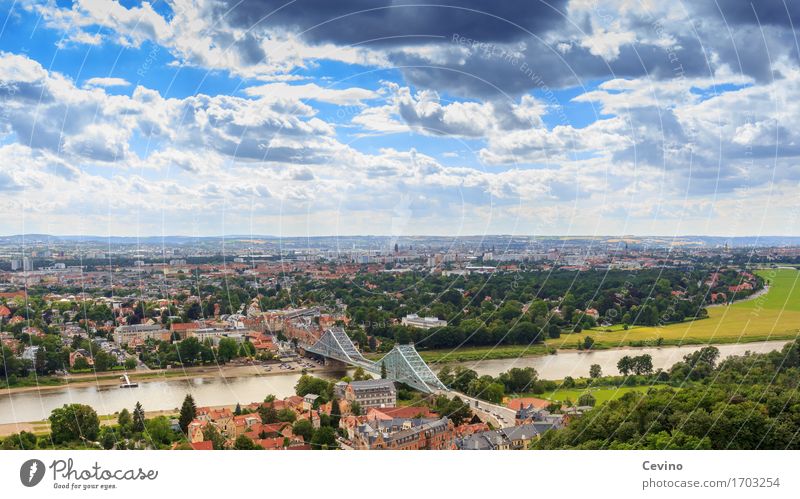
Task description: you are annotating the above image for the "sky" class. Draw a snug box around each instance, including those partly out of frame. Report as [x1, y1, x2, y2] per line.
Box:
[1, 0, 800, 238]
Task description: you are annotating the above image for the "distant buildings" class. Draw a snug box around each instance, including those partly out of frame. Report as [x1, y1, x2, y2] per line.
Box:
[113, 324, 169, 345]
[335, 379, 397, 409]
[401, 313, 447, 329]
[458, 423, 554, 450]
[353, 416, 455, 450]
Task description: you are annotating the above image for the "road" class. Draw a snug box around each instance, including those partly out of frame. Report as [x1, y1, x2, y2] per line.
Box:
[436, 390, 516, 428]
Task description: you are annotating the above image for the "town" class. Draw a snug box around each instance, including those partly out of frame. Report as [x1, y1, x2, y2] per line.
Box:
[2, 234, 800, 450]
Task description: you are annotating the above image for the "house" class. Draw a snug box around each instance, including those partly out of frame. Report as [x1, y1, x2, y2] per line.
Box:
[353, 416, 456, 450]
[21, 346, 42, 361]
[69, 349, 94, 367]
[400, 314, 447, 329]
[303, 394, 319, 411]
[0, 305, 13, 319]
[335, 379, 396, 410]
[458, 423, 555, 450]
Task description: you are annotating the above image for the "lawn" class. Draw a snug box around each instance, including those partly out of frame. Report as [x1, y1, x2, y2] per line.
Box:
[547, 268, 800, 350]
[518, 385, 663, 405]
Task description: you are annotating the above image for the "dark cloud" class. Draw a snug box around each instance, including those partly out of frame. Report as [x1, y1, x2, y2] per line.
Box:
[392, 35, 712, 98]
[695, 0, 800, 27]
[216, 0, 569, 46]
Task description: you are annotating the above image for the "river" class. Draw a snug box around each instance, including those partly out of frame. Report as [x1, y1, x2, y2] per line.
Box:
[0, 340, 791, 425]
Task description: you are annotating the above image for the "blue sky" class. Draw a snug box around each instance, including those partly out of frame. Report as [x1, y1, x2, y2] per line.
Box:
[1, 1, 800, 237]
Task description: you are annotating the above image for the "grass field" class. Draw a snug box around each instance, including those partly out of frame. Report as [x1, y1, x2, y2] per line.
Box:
[414, 268, 800, 362]
[547, 268, 800, 350]
[517, 385, 664, 405]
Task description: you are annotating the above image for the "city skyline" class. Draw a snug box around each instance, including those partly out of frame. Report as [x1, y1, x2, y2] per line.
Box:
[2, 1, 800, 237]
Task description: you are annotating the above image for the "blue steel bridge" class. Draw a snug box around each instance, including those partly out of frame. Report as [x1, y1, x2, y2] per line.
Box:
[303, 327, 447, 393]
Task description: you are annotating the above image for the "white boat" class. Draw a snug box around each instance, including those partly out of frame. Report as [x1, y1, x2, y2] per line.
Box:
[119, 374, 138, 388]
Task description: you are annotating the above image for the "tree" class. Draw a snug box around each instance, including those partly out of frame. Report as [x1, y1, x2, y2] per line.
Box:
[124, 358, 137, 370]
[310, 426, 338, 450]
[293, 419, 313, 442]
[179, 394, 197, 434]
[589, 364, 602, 379]
[380, 361, 387, 379]
[234, 403, 242, 416]
[72, 356, 90, 371]
[295, 375, 332, 401]
[202, 424, 226, 450]
[177, 337, 202, 365]
[330, 399, 341, 427]
[49, 404, 100, 444]
[633, 354, 653, 375]
[258, 404, 278, 424]
[117, 408, 132, 429]
[217, 338, 238, 363]
[1, 431, 37, 450]
[276, 408, 297, 423]
[233, 435, 260, 450]
[617, 356, 633, 376]
[577, 393, 596, 407]
[145, 416, 174, 447]
[132, 402, 146, 433]
[583, 336, 595, 350]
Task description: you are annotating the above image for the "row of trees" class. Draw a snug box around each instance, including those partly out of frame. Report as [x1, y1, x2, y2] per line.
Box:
[533, 341, 800, 449]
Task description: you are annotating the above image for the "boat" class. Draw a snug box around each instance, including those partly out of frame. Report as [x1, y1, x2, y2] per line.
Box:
[119, 373, 138, 388]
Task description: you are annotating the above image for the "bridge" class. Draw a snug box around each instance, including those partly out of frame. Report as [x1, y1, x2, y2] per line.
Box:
[304, 327, 447, 393]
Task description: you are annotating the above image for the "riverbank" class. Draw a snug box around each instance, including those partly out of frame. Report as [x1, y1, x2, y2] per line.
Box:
[0, 361, 333, 396]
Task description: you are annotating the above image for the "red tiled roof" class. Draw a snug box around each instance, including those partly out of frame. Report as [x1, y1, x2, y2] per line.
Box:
[506, 397, 551, 411]
[171, 322, 201, 331]
[190, 441, 214, 450]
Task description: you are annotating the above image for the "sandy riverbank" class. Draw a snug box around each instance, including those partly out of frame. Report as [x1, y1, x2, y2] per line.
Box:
[0, 362, 331, 396]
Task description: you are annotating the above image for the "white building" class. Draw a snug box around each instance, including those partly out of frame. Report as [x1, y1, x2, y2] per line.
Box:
[401, 314, 447, 329]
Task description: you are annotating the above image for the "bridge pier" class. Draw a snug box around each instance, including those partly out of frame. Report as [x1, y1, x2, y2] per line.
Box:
[323, 358, 348, 369]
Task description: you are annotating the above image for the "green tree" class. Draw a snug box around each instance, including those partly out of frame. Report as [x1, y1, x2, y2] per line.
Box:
[1, 431, 38, 449]
[117, 408, 132, 430]
[292, 419, 313, 442]
[132, 402, 146, 433]
[179, 394, 197, 434]
[617, 356, 633, 376]
[233, 434, 260, 450]
[380, 361, 387, 379]
[49, 404, 100, 444]
[310, 426, 338, 450]
[145, 416, 174, 447]
[589, 364, 602, 379]
[577, 393, 596, 407]
[217, 338, 238, 363]
[202, 424, 226, 450]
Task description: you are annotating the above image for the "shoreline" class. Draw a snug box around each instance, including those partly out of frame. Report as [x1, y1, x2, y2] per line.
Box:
[0, 362, 335, 396]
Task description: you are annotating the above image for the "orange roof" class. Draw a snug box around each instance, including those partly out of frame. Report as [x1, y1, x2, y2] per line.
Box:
[368, 406, 436, 419]
[171, 322, 201, 331]
[190, 441, 214, 450]
[506, 397, 551, 411]
[256, 437, 286, 450]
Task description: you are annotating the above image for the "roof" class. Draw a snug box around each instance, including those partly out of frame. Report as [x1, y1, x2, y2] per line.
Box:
[190, 441, 214, 450]
[368, 406, 435, 420]
[506, 397, 551, 411]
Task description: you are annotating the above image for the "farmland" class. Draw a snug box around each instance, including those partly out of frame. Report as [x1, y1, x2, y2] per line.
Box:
[549, 268, 800, 350]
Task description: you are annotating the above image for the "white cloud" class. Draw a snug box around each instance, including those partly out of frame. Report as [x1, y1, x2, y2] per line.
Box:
[244, 82, 378, 106]
[83, 77, 130, 88]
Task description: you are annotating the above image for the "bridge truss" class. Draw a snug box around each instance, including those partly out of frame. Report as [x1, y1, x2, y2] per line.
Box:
[305, 327, 447, 393]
